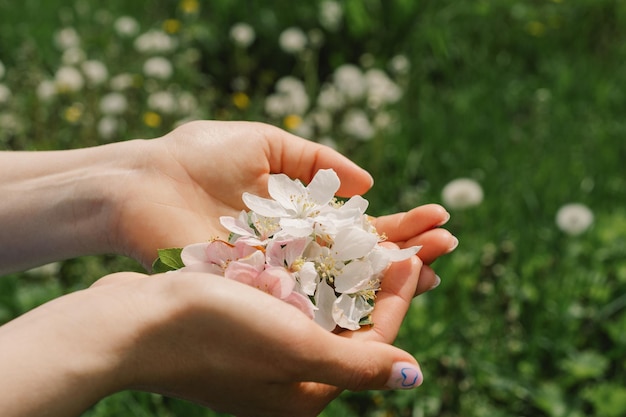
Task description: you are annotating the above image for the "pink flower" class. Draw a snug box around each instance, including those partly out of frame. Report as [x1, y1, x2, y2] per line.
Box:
[180, 240, 260, 274]
[225, 263, 316, 319]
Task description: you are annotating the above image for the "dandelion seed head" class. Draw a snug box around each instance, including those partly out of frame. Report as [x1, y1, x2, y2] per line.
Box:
[279, 27, 307, 54]
[556, 203, 594, 236]
[230, 22, 256, 48]
[441, 178, 484, 210]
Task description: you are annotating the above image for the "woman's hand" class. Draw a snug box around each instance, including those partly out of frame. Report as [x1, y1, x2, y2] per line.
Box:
[108, 120, 456, 277]
[0, 247, 427, 417]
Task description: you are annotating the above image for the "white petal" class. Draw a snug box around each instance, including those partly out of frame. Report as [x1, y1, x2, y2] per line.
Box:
[267, 173, 306, 212]
[332, 227, 378, 261]
[342, 195, 369, 213]
[180, 242, 210, 265]
[334, 259, 373, 293]
[242, 192, 289, 217]
[307, 169, 340, 205]
[332, 294, 372, 330]
[382, 245, 422, 262]
[314, 280, 338, 331]
[297, 262, 319, 296]
[219, 212, 254, 236]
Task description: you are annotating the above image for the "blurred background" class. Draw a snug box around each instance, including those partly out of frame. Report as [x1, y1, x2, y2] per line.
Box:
[1, 0, 625, 416]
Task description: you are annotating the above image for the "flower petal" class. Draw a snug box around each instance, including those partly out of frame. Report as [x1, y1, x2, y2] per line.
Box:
[307, 169, 340, 206]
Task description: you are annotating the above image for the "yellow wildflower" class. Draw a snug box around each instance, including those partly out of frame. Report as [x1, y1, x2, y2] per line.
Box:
[283, 114, 302, 131]
[163, 19, 181, 34]
[180, 0, 199, 14]
[143, 111, 162, 128]
[64, 104, 83, 123]
[232, 92, 250, 110]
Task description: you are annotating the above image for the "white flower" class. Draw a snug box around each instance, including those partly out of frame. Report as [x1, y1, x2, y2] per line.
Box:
[97, 116, 120, 140]
[230, 22, 255, 48]
[99, 92, 128, 115]
[333, 64, 366, 102]
[243, 168, 340, 220]
[389, 54, 411, 75]
[441, 178, 484, 209]
[81, 60, 108, 86]
[556, 203, 594, 236]
[147, 91, 177, 114]
[114, 16, 140, 37]
[178, 91, 198, 114]
[134, 30, 177, 54]
[110, 73, 135, 91]
[62, 47, 86, 65]
[0, 60, 5, 79]
[365, 68, 402, 107]
[0, 84, 11, 105]
[54, 27, 81, 50]
[265, 76, 310, 117]
[37, 80, 57, 101]
[341, 109, 375, 141]
[143, 56, 173, 80]
[319, 0, 343, 31]
[279, 27, 307, 54]
[55, 66, 84, 93]
[174, 168, 421, 331]
[317, 83, 345, 112]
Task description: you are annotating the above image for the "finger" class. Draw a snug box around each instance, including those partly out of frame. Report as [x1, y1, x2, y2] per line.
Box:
[372, 204, 450, 243]
[302, 332, 423, 392]
[261, 124, 374, 197]
[408, 228, 459, 264]
[415, 264, 440, 296]
[90, 272, 147, 288]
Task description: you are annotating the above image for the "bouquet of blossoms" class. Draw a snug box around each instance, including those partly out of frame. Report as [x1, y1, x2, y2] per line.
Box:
[154, 169, 421, 331]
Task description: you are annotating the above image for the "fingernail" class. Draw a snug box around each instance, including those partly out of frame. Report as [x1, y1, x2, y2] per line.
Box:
[429, 275, 441, 291]
[386, 362, 423, 389]
[437, 210, 451, 226]
[447, 236, 459, 253]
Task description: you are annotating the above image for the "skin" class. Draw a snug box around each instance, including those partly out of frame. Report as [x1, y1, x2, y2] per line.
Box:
[0, 121, 457, 416]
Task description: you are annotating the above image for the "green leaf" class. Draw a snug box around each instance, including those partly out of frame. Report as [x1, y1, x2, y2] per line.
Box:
[152, 248, 184, 273]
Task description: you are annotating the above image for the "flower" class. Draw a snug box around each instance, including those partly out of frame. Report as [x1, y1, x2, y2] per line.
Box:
[55, 66, 84, 93]
[333, 64, 366, 102]
[81, 60, 108, 86]
[341, 109, 375, 141]
[319, 0, 343, 31]
[143, 56, 174, 80]
[97, 116, 120, 140]
[279, 27, 307, 54]
[0, 84, 11, 105]
[556, 203, 594, 236]
[54, 27, 81, 50]
[99, 92, 128, 115]
[36, 80, 57, 101]
[441, 178, 484, 209]
[114, 16, 140, 37]
[147, 91, 177, 114]
[230, 22, 256, 48]
[161, 168, 422, 331]
[134, 30, 177, 54]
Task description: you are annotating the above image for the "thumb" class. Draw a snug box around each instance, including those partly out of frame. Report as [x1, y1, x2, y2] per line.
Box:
[303, 334, 424, 391]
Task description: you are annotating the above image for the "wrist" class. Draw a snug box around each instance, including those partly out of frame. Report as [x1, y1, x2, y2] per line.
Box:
[0, 140, 148, 273]
[0, 287, 136, 416]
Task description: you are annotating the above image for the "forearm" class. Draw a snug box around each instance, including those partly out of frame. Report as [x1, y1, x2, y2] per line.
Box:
[0, 142, 143, 274]
[0, 290, 128, 417]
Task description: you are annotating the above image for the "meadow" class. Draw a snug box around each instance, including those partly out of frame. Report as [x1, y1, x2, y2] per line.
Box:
[1, 0, 626, 416]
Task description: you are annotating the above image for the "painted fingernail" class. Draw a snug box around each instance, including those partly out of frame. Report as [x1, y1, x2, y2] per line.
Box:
[386, 362, 423, 389]
[429, 275, 441, 291]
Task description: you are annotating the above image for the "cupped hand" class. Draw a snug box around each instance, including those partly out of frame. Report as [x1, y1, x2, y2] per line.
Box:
[86, 247, 428, 417]
[110, 121, 456, 274]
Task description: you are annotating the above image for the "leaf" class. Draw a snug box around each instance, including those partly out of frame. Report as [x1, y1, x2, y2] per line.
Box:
[152, 248, 184, 273]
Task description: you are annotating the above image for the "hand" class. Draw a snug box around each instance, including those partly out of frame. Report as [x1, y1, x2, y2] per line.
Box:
[0, 248, 426, 417]
[105, 121, 454, 274]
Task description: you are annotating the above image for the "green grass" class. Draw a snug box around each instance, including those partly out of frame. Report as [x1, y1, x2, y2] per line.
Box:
[1, 0, 626, 416]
